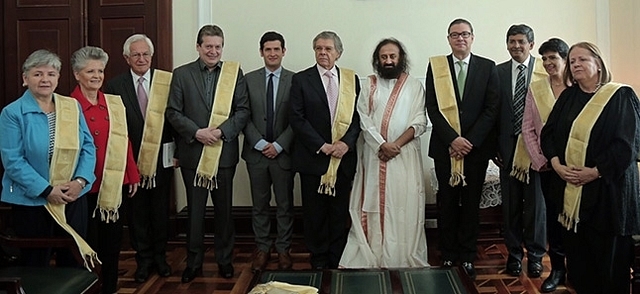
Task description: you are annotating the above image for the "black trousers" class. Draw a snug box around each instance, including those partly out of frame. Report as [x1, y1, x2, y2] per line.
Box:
[435, 159, 487, 263]
[11, 197, 87, 267]
[86, 191, 124, 294]
[124, 167, 173, 268]
[180, 166, 236, 268]
[299, 172, 351, 269]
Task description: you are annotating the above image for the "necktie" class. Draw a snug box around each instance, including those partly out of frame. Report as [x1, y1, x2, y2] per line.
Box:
[513, 64, 526, 135]
[456, 60, 467, 98]
[324, 71, 338, 124]
[266, 73, 275, 141]
[137, 76, 148, 118]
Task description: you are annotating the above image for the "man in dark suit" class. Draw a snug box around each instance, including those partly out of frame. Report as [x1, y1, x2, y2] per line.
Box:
[425, 18, 500, 280]
[165, 24, 249, 283]
[242, 31, 295, 271]
[103, 34, 174, 283]
[289, 31, 360, 269]
[495, 24, 547, 278]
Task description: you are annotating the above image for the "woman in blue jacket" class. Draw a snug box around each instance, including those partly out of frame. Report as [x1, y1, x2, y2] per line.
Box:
[0, 49, 96, 267]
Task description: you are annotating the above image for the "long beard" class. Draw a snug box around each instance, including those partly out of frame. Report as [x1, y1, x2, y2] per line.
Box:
[377, 64, 403, 79]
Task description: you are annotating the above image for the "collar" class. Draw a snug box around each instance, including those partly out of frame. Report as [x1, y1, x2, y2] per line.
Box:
[199, 59, 221, 71]
[266, 66, 283, 79]
[19, 89, 48, 114]
[316, 64, 337, 78]
[71, 85, 106, 111]
[511, 55, 531, 71]
[130, 69, 151, 82]
[453, 53, 471, 65]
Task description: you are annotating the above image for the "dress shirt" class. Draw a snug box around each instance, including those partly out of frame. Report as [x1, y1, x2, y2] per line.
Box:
[254, 66, 283, 154]
[511, 55, 531, 96]
[453, 54, 471, 78]
[130, 69, 151, 95]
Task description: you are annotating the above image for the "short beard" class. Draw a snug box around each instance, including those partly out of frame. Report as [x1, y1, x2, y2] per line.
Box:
[377, 63, 403, 79]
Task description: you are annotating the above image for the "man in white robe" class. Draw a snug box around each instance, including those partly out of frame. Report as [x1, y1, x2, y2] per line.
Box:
[339, 38, 429, 268]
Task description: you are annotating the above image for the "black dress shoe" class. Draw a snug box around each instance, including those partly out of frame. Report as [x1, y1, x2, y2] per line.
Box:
[541, 269, 566, 292]
[218, 263, 234, 279]
[461, 262, 477, 280]
[156, 261, 172, 277]
[527, 260, 543, 278]
[134, 266, 150, 283]
[505, 256, 522, 276]
[181, 267, 201, 283]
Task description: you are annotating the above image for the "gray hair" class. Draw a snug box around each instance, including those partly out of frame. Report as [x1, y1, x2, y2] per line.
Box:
[71, 46, 109, 72]
[313, 31, 343, 55]
[123, 34, 155, 56]
[22, 49, 62, 75]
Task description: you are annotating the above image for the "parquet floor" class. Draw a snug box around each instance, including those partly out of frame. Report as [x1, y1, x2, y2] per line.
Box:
[114, 234, 578, 294]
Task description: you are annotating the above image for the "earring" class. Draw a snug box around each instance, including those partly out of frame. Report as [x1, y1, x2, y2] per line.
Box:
[598, 68, 601, 71]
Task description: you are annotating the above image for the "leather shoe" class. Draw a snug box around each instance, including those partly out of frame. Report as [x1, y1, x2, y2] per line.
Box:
[541, 269, 566, 292]
[461, 262, 477, 280]
[527, 260, 543, 278]
[218, 263, 234, 279]
[251, 249, 269, 272]
[181, 267, 201, 283]
[505, 256, 522, 276]
[134, 266, 149, 283]
[278, 251, 293, 270]
[156, 261, 172, 277]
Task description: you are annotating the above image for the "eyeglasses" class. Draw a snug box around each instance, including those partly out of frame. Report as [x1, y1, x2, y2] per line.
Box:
[448, 32, 472, 39]
[130, 52, 151, 59]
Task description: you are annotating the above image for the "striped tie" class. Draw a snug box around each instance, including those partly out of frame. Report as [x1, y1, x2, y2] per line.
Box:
[513, 64, 526, 135]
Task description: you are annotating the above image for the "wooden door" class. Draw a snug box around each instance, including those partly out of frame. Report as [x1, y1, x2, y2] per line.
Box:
[88, 0, 172, 83]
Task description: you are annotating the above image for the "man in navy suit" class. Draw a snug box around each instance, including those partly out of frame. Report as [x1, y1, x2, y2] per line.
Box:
[289, 31, 360, 269]
[242, 31, 295, 271]
[103, 34, 174, 283]
[426, 18, 500, 280]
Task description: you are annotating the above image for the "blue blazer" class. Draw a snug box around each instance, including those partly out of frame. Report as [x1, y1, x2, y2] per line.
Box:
[0, 90, 96, 206]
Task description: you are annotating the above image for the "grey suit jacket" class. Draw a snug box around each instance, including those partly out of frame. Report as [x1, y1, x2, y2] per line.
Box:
[165, 59, 250, 169]
[241, 67, 294, 169]
[497, 56, 537, 166]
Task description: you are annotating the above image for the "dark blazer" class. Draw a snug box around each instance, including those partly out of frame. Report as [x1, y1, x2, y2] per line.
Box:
[289, 65, 361, 177]
[242, 67, 294, 169]
[496, 56, 536, 165]
[426, 53, 500, 163]
[165, 59, 250, 169]
[103, 69, 175, 173]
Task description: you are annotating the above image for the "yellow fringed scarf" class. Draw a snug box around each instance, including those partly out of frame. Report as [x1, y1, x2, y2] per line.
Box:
[137, 70, 173, 188]
[94, 94, 128, 223]
[317, 68, 357, 196]
[47, 94, 101, 271]
[560, 83, 623, 232]
[430, 56, 465, 187]
[194, 61, 239, 190]
[510, 58, 548, 183]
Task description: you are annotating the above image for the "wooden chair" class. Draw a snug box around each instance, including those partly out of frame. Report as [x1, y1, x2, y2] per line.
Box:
[0, 233, 100, 294]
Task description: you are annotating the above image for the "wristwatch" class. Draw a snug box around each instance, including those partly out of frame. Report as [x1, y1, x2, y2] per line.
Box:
[75, 178, 87, 188]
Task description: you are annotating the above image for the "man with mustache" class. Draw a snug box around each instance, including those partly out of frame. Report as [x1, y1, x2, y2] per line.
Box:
[426, 18, 500, 280]
[339, 38, 429, 268]
[495, 24, 547, 279]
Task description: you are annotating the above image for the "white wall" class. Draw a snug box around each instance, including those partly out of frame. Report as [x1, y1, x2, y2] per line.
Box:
[171, 0, 627, 211]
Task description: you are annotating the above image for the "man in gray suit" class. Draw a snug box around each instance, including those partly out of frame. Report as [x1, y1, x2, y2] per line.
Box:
[495, 24, 546, 279]
[166, 24, 249, 283]
[242, 31, 295, 271]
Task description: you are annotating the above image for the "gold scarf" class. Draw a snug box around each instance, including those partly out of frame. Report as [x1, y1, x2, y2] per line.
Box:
[430, 56, 465, 186]
[511, 58, 548, 183]
[317, 68, 357, 196]
[46, 94, 101, 270]
[194, 61, 239, 189]
[137, 70, 172, 188]
[94, 94, 128, 223]
[560, 83, 623, 232]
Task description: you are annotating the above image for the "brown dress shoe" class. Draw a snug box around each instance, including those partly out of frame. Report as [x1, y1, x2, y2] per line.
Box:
[278, 252, 293, 270]
[251, 249, 269, 272]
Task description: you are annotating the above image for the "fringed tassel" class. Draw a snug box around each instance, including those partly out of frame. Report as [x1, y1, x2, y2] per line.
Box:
[448, 172, 467, 187]
[140, 174, 156, 189]
[96, 207, 119, 223]
[82, 251, 102, 272]
[317, 174, 337, 196]
[558, 212, 579, 233]
[510, 167, 530, 184]
[194, 173, 218, 190]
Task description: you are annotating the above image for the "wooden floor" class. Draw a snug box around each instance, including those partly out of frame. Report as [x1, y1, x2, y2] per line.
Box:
[114, 234, 578, 294]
